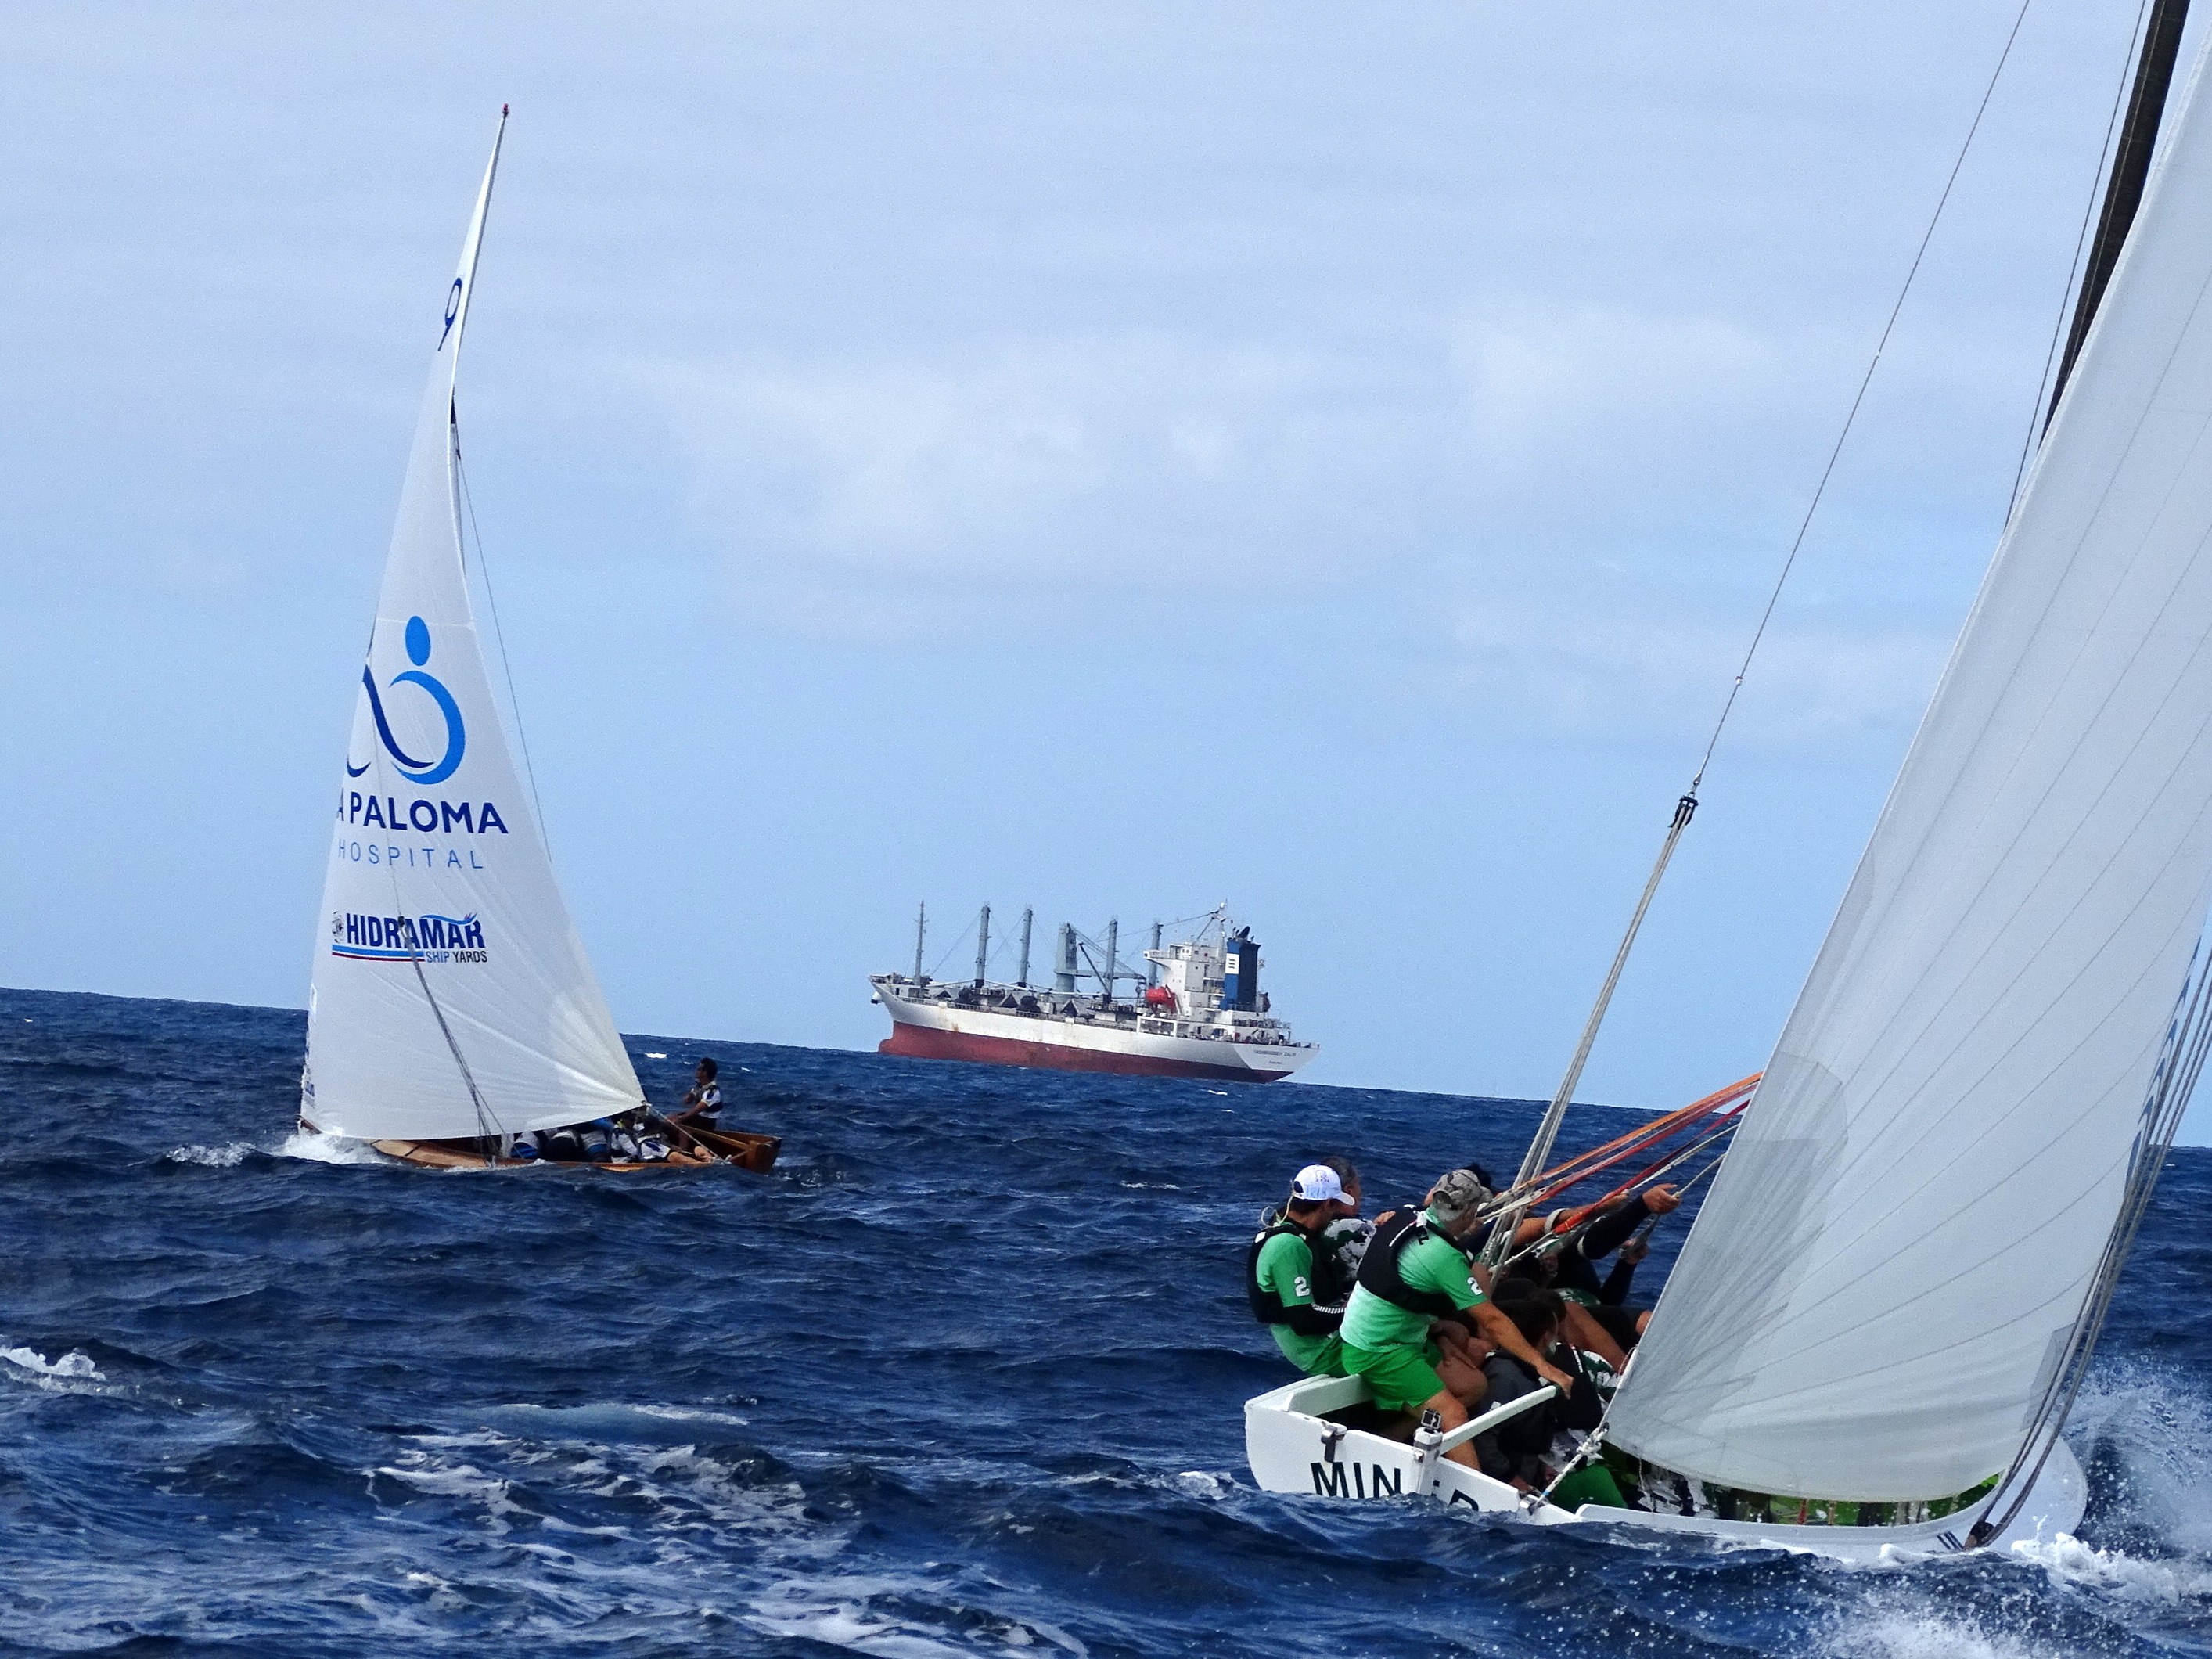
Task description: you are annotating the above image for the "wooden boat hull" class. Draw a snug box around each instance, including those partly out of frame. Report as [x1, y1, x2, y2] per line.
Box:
[1245, 1373, 2087, 1561]
[366, 1125, 780, 1174]
[681, 1125, 782, 1172]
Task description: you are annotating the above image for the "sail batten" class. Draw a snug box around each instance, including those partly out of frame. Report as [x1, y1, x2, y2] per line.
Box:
[302, 116, 644, 1143]
[1610, 38, 2212, 1500]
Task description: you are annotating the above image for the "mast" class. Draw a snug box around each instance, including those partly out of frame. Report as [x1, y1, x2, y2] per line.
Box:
[1149, 921, 1163, 987]
[913, 901, 926, 981]
[2047, 0, 2194, 428]
[1055, 923, 1077, 994]
[1484, 793, 1699, 1265]
[1102, 919, 1120, 1005]
[1017, 908, 1033, 987]
[974, 904, 991, 988]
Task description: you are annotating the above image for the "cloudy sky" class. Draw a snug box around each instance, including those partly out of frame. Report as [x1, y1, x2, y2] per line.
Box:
[10, 2, 2211, 1134]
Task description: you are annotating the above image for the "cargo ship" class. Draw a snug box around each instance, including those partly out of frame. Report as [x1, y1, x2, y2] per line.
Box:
[870, 907, 1318, 1082]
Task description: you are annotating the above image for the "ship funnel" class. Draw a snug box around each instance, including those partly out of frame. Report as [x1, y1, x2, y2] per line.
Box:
[1221, 927, 1260, 1012]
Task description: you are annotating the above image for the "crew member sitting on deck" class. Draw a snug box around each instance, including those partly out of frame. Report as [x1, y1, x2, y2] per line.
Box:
[669, 1059, 724, 1130]
[1309, 1155, 1372, 1310]
[1473, 1288, 1624, 1508]
[1340, 1169, 1576, 1466]
[1248, 1164, 1360, 1377]
[1528, 1185, 1678, 1355]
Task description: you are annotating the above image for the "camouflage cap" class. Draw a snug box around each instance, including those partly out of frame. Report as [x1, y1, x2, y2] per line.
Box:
[1427, 1167, 1493, 1223]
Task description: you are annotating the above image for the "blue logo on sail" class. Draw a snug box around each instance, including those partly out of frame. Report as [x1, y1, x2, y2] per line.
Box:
[439, 277, 463, 349]
[331, 910, 487, 963]
[347, 615, 466, 786]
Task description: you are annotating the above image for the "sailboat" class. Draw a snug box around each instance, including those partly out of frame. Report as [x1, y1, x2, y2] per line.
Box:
[1246, 5, 2212, 1556]
[297, 110, 778, 1176]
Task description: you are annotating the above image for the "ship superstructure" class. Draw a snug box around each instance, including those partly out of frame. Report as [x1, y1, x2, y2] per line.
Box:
[870, 907, 1316, 1082]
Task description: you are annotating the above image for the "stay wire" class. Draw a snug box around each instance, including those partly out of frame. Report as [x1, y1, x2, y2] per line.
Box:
[454, 440, 551, 851]
[1495, 1, 2038, 1252]
[1690, 0, 2036, 794]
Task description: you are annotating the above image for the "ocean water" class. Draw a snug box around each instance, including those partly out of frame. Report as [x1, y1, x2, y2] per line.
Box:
[5, 984, 2212, 1658]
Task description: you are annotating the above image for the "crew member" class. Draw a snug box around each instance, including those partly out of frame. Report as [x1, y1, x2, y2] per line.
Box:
[1340, 1169, 1575, 1466]
[669, 1059, 724, 1130]
[1248, 1164, 1357, 1377]
[1531, 1185, 1678, 1352]
[1474, 1289, 1625, 1508]
[1310, 1155, 1371, 1309]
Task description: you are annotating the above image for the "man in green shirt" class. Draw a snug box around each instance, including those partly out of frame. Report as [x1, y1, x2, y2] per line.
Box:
[1246, 1164, 1358, 1376]
[1341, 1168, 1577, 1467]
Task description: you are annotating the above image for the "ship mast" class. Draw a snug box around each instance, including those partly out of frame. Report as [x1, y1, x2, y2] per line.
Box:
[1017, 908, 1034, 988]
[2046, 0, 2194, 428]
[912, 901, 926, 981]
[975, 904, 991, 988]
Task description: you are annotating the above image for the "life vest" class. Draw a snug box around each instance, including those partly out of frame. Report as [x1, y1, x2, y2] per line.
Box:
[1354, 1208, 1466, 1318]
[1246, 1218, 1316, 1325]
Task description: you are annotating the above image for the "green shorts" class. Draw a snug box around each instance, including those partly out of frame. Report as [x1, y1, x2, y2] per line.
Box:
[1342, 1341, 1445, 1412]
[1548, 1461, 1625, 1512]
[1271, 1328, 1349, 1377]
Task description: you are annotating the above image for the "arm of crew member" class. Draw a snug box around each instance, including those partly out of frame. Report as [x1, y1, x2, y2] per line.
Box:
[1427, 1247, 1574, 1391]
[1575, 1200, 1646, 1262]
[1469, 1301, 1574, 1392]
[1280, 1304, 1341, 1337]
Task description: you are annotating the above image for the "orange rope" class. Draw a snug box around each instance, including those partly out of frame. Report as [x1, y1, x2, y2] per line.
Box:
[1515, 1072, 1759, 1205]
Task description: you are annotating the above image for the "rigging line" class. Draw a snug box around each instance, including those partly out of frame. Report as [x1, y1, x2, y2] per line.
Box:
[1691, 0, 2036, 794]
[374, 837, 498, 1150]
[409, 940, 499, 1153]
[2007, 0, 2153, 513]
[926, 917, 977, 980]
[453, 441, 551, 847]
[1490, 5, 2037, 1262]
[1489, 1122, 1736, 1278]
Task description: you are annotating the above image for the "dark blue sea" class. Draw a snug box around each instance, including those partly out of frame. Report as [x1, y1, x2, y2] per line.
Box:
[5, 984, 2212, 1658]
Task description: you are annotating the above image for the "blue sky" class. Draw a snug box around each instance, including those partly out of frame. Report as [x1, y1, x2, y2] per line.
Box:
[9, 2, 2211, 1136]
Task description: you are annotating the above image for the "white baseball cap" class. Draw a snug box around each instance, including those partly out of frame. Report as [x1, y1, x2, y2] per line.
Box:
[1290, 1164, 1347, 1203]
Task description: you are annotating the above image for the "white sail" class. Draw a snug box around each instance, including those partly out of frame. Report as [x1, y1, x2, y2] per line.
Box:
[302, 114, 645, 1143]
[1610, 40, 2212, 1502]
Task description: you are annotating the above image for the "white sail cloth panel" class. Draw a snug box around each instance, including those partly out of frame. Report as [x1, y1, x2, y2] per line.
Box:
[304, 125, 645, 1142]
[1610, 41, 2212, 1502]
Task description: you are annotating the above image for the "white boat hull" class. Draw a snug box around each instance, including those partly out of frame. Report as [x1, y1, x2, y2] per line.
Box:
[1245, 1373, 2088, 1561]
[873, 977, 1316, 1082]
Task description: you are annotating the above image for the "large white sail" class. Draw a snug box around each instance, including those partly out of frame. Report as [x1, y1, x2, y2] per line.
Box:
[303, 115, 645, 1143]
[1610, 40, 2212, 1502]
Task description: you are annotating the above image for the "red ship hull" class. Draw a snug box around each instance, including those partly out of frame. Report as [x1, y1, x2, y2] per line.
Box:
[877, 1023, 1293, 1083]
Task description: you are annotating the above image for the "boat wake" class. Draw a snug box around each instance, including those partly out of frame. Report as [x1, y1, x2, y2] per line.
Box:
[273, 1127, 389, 1165]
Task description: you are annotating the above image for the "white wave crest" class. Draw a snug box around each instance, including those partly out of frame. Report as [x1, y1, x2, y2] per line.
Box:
[0, 1346, 103, 1381]
[747, 1573, 1089, 1657]
[2066, 1361, 2212, 1558]
[164, 1142, 253, 1167]
[1822, 1612, 2049, 1659]
[0, 1344, 106, 1398]
[373, 1459, 530, 1535]
[2009, 1531, 2212, 1603]
[1171, 1470, 1235, 1499]
[275, 1129, 388, 1166]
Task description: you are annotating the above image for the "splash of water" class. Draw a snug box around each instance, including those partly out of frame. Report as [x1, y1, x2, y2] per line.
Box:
[0, 1346, 103, 1381]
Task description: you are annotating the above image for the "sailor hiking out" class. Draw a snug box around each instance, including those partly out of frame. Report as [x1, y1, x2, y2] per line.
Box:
[1246, 1164, 1365, 1377]
[1340, 1168, 1576, 1469]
